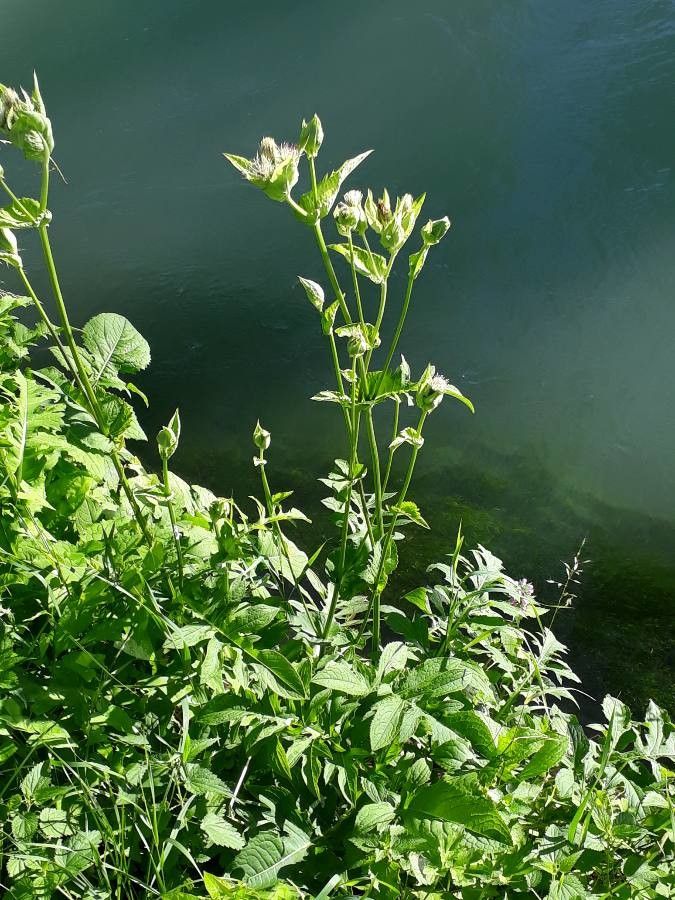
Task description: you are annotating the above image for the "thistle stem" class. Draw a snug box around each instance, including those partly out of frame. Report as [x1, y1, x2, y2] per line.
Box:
[382, 399, 400, 494]
[162, 457, 184, 589]
[366, 409, 427, 658]
[347, 232, 365, 326]
[375, 269, 414, 395]
[322, 359, 358, 639]
[35, 154, 151, 545]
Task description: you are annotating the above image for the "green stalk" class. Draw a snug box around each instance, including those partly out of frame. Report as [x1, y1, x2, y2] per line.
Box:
[17, 267, 79, 387]
[322, 359, 358, 639]
[258, 448, 313, 621]
[347, 232, 365, 325]
[367, 409, 427, 658]
[35, 152, 152, 544]
[375, 268, 415, 396]
[162, 456, 184, 589]
[312, 219, 352, 325]
[382, 398, 400, 493]
[366, 250, 397, 371]
[364, 406, 383, 538]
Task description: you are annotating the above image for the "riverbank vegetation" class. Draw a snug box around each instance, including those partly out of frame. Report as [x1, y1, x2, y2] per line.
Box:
[0, 78, 673, 898]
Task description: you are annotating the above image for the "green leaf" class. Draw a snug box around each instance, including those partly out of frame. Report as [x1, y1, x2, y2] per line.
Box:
[329, 243, 387, 283]
[254, 649, 307, 698]
[391, 500, 429, 529]
[519, 732, 568, 779]
[39, 807, 75, 839]
[184, 763, 230, 797]
[299, 150, 372, 218]
[163, 624, 214, 651]
[313, 660, 371, 696]
[201, 813, 245, 850]
[0, 197, 46, 229]
[401, 657, 493, 702]
[354, 801, 396, 834]
[82, 312, 151, 381]
[376, 642, 411, 682]
[407, 778, 511, 842]
[370, 694, 406, 751]
[234, 827, 311, 889]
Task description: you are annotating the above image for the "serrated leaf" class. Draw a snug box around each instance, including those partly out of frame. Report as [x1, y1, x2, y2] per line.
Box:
[184, 764, 230, 797]
[354, 801, 396, 834]
[254, 649, 307, 698]
[200, 813, 245, 850]
[234, 828, 311, 889]
[82, 312, 150, 381]
[401, 657, 493, 701]
[329, 243, 387, 283]
[407, 778, 511, 842]
[313, 660, 371, 696]
[299, 150, 372, 218]
[370, 694, 406, 751]
[163, 625, 214, 651]
[0, 197, 45, 229]
[377, 642, 411, 682]
[519, 732, 568, 780]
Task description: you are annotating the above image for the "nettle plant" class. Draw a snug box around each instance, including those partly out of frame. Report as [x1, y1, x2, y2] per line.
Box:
[0, 81, 673, 900]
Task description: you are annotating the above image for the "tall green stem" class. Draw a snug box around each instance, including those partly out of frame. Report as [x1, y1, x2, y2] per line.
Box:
[35, 153, 151, 544]
[322, 359, 359, 639]
[382, 399, 400, 493]
[367, 409, 427, 658]
[162, 457, 184, 588]
[375, 269, 414, 395]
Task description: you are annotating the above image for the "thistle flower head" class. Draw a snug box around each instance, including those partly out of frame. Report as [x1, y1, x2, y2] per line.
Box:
[415, 364, 473, 414]
[509, 578, 535, 611]
[224, 136, 301, 203]
[0, 79, 53, 161]
[250, 137, 299, 179]
[334, 189, 365, 236]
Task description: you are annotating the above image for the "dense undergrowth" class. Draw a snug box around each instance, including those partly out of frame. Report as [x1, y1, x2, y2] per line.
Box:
[0, 78, 673, 898]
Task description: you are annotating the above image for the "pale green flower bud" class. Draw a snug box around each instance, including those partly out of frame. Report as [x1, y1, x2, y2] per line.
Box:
[0, 85, 19, 131]
[380, 193, 424, 252]
[253, 420, 271, 451]
[421, 216, 451, 246]
[333, 200, 359, 235]
[0, 82, 53, 160]
[336, 323, 380, 358]
[157, 409, 181, 460]
[364, 189, 392, 235]
[299, 114, 323, 158]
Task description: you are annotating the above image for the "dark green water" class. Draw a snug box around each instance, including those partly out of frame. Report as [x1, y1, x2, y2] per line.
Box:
[3, 0, 675, 711]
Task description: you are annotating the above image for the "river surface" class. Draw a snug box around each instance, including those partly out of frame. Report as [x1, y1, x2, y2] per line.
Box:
[4, 0, 675, 711]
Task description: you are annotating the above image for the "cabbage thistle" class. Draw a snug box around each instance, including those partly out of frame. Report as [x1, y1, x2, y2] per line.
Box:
[224, 136, 301, 202]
